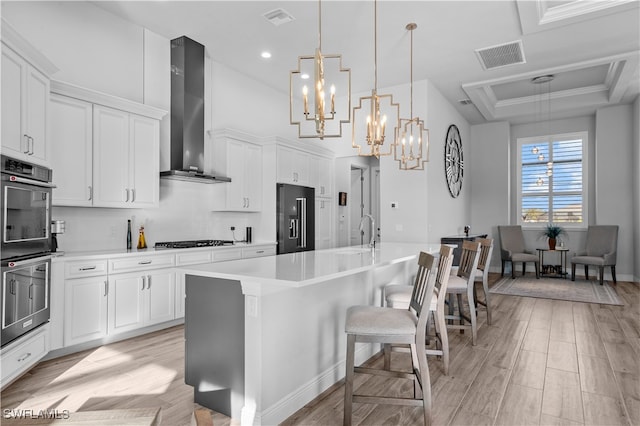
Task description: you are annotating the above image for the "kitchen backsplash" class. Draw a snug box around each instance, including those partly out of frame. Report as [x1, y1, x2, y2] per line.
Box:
[51, 179, 255, 252]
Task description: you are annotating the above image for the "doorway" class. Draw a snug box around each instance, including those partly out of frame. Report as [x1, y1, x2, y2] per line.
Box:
[349, 164, 379, 246]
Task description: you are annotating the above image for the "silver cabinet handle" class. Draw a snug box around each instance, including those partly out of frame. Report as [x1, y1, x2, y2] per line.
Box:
[131, 188, 136, 202]
[125, 188, 130, 202]
[246, 197, 250, 208]
[138, 260, 152, 265]
[257, 250, 264, 254]
[17, 352, 32, 362]
[79, 266, 97, 271]
[104, 281, 108, 296]
[88, 186, 93, 201]
[141, 276, 146, 290]
[147, 275, 151, 289]
[29, 136, 35, 155]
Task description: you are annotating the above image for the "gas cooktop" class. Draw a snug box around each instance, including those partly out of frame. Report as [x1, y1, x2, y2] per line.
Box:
[154, 239, 235, 249]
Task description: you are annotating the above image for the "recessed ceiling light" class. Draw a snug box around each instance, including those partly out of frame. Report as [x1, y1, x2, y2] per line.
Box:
[301, 73, 310, 79]
[261, 51, 272, 59]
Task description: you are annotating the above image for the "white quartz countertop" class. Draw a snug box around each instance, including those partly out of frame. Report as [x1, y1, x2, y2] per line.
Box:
[180, 242, 442, 287]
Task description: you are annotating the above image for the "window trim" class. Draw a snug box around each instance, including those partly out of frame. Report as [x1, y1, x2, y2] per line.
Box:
[516, 131, 588, 229]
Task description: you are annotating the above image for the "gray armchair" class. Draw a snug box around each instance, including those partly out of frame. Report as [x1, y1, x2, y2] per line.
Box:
[498, 225, 539, 279]
[571, 225, 618, 285]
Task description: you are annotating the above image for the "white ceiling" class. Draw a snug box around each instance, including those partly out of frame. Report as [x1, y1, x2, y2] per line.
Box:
[91, 0, 640, 125]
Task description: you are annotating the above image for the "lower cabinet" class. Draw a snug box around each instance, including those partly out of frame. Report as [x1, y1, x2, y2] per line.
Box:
[108, 269, 175, 335]
[1, 323, 49, 390]
[64, 276, 108, 347]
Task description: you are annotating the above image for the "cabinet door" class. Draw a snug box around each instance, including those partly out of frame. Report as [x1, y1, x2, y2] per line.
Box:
[50, 94, 93, 206]
[225, 139, 247, 210]
[144, 269, 175, 326]
[1, 46, 26, 158]
[108, 273, 144, 334]
[315, 198, 333, 250]
[244, 143, 262, 211]
[24, 65, 49, 164]
[64, 277, 108, 346]
[93, 105, 130, 207]
[278, 146, 309, 185]
[129, 114, 159, 208]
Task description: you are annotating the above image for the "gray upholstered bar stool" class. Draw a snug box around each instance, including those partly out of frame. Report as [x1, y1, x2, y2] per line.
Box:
[343, 251, 438, 426]
[383, 245, 455, 374]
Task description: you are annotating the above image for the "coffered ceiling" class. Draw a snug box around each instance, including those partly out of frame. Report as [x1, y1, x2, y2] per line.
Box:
[90, 0, 640, 125]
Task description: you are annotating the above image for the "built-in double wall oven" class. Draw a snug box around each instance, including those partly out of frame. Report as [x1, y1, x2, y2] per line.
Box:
[1, 155, 54, 347]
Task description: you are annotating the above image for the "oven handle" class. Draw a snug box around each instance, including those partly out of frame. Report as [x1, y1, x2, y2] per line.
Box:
[6, 175, 57, 189]
[6, 255, 53, 268]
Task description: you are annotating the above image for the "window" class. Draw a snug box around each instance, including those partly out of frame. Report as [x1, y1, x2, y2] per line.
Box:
[517, 132, 587, 227]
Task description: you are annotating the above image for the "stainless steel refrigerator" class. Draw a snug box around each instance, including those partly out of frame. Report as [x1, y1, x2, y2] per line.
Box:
[277, 183, 315, 254]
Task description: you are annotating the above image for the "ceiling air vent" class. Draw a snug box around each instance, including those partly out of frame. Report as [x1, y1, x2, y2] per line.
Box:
[263, 8, 295, 26]
[475, 40, 526, 70]
[458, 99, 473, 105]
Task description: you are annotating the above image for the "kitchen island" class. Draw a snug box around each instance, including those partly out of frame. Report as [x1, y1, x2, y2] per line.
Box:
[180, 242, 442, 425]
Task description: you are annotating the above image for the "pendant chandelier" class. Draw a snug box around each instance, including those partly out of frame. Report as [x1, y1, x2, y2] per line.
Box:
[532, 74, 554, 186]
[394, 23, 428, 170]
[290, 0, 351, 139]
[352, 0, 399, 158]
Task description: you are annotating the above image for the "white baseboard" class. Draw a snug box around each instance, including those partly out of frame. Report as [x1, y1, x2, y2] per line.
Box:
[259, 343, 377, 425]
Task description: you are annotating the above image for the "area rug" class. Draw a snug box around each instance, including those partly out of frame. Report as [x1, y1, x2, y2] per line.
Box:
[489, 276, 623, 306]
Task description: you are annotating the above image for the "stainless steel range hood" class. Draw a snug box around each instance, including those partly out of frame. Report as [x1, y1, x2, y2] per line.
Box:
[160, 36, 230, 184]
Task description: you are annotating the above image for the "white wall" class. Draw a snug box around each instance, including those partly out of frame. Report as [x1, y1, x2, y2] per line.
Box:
[469, 121, 510, 268]
[595, 104, 635, 282]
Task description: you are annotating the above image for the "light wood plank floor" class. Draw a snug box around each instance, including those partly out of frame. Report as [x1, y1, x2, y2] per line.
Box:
[2, 274, 638, 425]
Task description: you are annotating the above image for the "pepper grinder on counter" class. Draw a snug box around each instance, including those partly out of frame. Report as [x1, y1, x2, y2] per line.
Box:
[245, 227, 252, 244]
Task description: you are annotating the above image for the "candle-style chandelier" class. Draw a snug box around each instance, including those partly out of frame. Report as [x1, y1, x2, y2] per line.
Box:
[395, 23, 428, 170]
[352, 0, 399, 157]
[290, 0, 351, 139]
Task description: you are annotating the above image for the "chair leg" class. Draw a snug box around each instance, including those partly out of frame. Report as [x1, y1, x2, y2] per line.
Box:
[383, 343, 392, 370]
[435, 308, 449, 375]
[599, 267, 604, 286]
[611, 266, 617, 284]
[535, 262, 539, 279]
[343, 334, 356, 426]
[456, 294, 465, 331]
[482, 277, 492, 325]
[501, 260, 505, 277]
[584, 265, 589, 280]
[413, 342, 432, 426]
[571, 263, 576, 281]
[522, 262, 526, 277]
[511, 261, 516, 279]
[467, 286, 478, 346]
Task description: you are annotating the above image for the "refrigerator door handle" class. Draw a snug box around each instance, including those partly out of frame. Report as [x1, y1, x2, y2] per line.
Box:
[298, 198, 307, 248]
[289, 218, 299, 239]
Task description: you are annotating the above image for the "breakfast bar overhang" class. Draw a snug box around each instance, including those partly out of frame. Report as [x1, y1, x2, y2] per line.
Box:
[180, 243, 442, 425]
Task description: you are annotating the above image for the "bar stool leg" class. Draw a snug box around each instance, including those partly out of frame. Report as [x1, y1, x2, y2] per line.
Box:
[343, 334, 356, 426]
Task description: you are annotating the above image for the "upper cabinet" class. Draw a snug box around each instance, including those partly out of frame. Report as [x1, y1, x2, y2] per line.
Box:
[1, 21, 57, 166]
[309, 155, 333, 198]
[277, 145, 310, 186]
[49, 81, 166, 208]
[210, 129, 263, 212]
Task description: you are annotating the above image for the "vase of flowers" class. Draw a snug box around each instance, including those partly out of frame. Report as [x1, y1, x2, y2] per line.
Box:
[540, 224, 566, 250]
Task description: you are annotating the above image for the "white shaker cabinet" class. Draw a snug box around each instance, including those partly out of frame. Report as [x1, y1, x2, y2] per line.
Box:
[211, 130, 263, 212]
[315, 198, 333, 250]
[309, 155, 333, 198]
[277, 145, 309, 185]
[64, 276, 109, 346]
[93, 105, 160, 208]
[49, 81, 165, 208]
[1, 45, 51, 165]
[50, 94, 93, 206]
[107, 268, 175, 335]
[62, 259, 109, 347]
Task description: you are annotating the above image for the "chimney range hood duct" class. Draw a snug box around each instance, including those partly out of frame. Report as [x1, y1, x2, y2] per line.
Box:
[160, 36, 230, 183]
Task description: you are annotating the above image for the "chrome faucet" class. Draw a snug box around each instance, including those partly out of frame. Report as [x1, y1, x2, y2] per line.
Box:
[359, 214, 376, 248]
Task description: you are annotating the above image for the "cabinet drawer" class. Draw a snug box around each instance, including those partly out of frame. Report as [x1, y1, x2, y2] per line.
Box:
[242, 246, 276, 259]
[1, 325, 49, 387]
[175, 250, 213, 266]
[109, 254, 175, 274]
[212, 248, 242, 262]
[65, 259, 108, 279]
